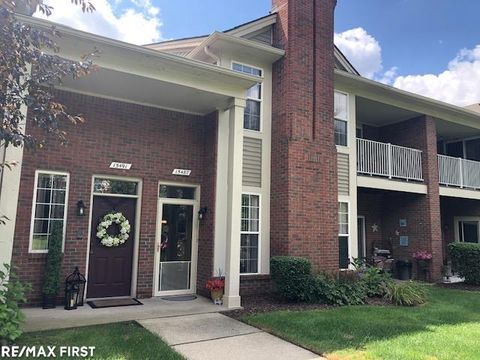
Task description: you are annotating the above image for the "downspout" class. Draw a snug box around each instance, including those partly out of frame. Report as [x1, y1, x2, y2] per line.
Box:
[204, 45, 220, 66]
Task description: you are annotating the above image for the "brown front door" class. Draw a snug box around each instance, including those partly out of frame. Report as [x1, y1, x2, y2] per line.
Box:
[87, 196, 136, 298]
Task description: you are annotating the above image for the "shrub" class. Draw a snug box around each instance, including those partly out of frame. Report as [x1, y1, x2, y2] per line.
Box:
[384, 281, 427, 306]
[448, 242, 480, 285]
[359, 266, 393, 297]
[42, 221, 64, 296]
[313, 273, 367, 306]
[0, 264, 30, 344]
[270, 256, 312, 302]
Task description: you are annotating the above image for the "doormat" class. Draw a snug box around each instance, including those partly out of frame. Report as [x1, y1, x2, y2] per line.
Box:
[87, 298, 143, 309]
[161, 295, 197, 302]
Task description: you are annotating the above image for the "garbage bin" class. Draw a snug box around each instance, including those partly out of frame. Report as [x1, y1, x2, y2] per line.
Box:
[395, 260, 412, 280]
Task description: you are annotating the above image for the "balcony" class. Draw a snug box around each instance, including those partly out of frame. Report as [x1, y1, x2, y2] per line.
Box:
[438, 155, 480, 190]
[357, 138, 423, 182]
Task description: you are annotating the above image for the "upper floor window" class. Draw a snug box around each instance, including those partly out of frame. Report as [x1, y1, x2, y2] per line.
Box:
[232, 62, 262, 131]
[334, 92, 348, 146]
[30, 171, 69, 252]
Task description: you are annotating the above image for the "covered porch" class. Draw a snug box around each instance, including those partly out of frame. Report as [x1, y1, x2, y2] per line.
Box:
[12, 16, 260, 309]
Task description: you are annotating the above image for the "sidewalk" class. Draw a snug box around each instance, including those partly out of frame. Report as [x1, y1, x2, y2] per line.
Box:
[138, 313, 322, 360]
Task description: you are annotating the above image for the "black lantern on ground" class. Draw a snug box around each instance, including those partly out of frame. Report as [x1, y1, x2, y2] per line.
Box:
[64, 267, 86, 310]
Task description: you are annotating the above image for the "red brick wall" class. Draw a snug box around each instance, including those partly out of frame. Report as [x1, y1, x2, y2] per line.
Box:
[12, 91, 217, 304]
[377, 116, 443, 280]
[271, 0, 339, 272]
[240, 275, 272, 297]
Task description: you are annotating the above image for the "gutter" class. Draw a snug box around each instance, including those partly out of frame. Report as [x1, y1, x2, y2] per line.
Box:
[17, 14, 262, 84]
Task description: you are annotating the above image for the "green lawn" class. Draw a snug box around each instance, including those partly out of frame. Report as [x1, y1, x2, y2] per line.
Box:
[16, 322, 183, 360]
[244, 286, 480, 360]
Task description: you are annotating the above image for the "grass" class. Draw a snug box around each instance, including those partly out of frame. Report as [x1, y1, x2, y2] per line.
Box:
[243, 286, 480, 360]
[16, 322, 184, 360]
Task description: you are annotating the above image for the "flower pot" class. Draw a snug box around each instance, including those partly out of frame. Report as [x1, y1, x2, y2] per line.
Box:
[210, 290, 223, 305]
[42, 294, 57, 309]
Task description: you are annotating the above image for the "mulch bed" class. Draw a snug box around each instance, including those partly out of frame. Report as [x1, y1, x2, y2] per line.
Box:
[223, 294, 332, 319]
[436, 282, 480, 292]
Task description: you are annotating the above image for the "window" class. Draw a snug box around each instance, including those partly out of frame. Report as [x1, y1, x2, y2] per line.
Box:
[458, 219, 480, 243]
[94, 178, 138, 195]
[232, 62, 262, 131]
[159, 185, 195, 200]
[338, 202, 349, 269]
[240, 194, 260, 273]
[334, 92, 348, 146]
[30, 171, 69, 252]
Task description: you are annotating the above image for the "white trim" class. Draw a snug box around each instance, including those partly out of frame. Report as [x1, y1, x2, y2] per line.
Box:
[357, 176, 428, 194]
[231, 61, 264, 133]
[240, 192, 262, 275]
[84, 175, 142, 300]
[154, 181, 200, 297]
[28, 170, 70, 254]
[439, 186, 480, 200]
[454, 216, 480, 243]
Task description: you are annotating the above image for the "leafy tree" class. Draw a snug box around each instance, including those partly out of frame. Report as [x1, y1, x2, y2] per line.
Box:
[0, 0, 96, 221]
[1, 0, 96, 152]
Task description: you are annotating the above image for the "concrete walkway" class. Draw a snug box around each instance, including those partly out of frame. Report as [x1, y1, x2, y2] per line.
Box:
[22, 296, 227, 332]
[139, 313, 321, 360]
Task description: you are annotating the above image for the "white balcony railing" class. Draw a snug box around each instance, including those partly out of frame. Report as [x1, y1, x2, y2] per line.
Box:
[438, 154, 480, 189]
[357, 138, 423, 181]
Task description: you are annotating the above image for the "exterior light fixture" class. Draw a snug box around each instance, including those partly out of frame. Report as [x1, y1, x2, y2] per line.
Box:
[76, 200, 86, 216]
[198, 207, 208, 220]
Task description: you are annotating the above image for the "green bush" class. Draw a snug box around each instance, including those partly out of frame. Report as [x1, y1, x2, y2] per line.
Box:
[448, 242, 480, 285]
[270, 256, 312, 302]
[0, 264, 30, 344]
[42, 221, 64, 296]
[384, 281, 427, 306]
[313, 273, 367, 306]
[359, 266, 393, 297]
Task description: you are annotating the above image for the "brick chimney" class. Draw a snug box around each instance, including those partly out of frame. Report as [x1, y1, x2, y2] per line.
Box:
[270, 0, 339, 272]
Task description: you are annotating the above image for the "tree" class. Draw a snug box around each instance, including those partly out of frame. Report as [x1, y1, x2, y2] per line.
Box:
[0, 0, 96, 222]
[1, 0, 96, 151]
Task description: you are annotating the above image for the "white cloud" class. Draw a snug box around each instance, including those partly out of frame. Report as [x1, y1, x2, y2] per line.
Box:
[335, 27, 480, 106]
[34, 0, 163, 45]
[334, 27, 383, 79]
[393, 46, 480, 106]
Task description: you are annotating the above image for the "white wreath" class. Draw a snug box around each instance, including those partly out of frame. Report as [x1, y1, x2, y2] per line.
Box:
[96, 212, 131, 247]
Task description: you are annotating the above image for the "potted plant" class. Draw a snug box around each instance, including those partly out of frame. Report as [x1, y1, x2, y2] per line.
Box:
[206, 277, 225, 305]
[412, 250, 432, 281]
[42, 222, 64, 309]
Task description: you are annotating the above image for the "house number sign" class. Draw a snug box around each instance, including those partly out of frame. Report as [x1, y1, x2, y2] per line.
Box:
[110, 162, 132, 170]
[172, 169, 191, 176]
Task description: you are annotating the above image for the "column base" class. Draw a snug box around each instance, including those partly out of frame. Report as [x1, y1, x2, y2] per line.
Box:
[223, 295, 242, 309]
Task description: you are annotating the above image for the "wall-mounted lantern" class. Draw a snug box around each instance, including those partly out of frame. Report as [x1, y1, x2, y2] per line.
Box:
[198, 207, 208, 220]
[76, 200, 86, 216]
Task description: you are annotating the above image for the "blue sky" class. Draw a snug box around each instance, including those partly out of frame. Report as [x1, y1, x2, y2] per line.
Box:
[36, 0, 480, 106]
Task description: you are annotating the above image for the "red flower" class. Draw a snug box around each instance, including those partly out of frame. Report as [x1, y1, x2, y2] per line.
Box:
[412, 250, 433, 261]
[206, 277, 225, 292]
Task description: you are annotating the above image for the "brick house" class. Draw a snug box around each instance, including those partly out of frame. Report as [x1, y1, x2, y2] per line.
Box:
[2, 0, 480, 306]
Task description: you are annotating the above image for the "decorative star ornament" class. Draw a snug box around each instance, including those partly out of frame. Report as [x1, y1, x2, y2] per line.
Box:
[371, 223, 379, 232]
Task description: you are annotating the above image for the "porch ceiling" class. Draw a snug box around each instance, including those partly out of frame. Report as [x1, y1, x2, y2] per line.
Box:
[60, 68, 231, 115]
[356, 97, 421, 126]
[436, 119, 480, 141]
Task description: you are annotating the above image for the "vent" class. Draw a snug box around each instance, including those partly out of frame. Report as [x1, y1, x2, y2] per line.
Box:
[243, 137, 262, 187]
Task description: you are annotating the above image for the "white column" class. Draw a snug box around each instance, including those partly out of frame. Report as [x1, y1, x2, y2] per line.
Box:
[223, 98, 245, 309]
[0, 127, 26, 269]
